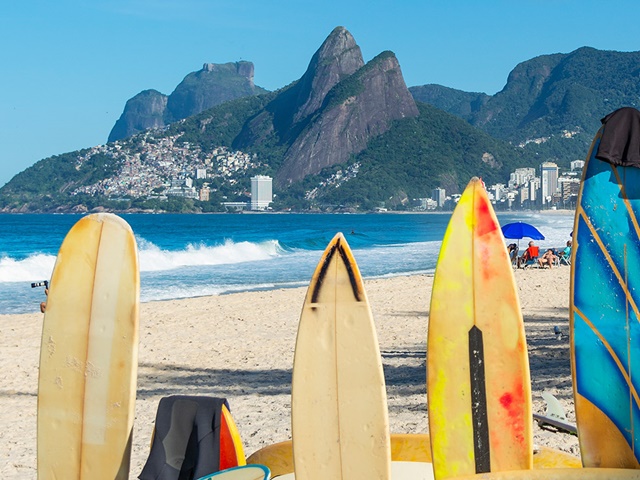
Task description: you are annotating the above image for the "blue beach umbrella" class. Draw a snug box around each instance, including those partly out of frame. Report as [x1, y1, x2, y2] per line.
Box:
[501, 222, 545, 248]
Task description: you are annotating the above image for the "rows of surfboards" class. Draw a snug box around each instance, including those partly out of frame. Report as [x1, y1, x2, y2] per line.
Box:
[36, 111, 640, 479]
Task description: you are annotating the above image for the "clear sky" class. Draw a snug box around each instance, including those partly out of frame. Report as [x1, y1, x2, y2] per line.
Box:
[1, 0, 639, 188]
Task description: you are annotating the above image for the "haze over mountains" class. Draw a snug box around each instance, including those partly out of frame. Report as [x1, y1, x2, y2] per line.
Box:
[1, 26, 639, 212]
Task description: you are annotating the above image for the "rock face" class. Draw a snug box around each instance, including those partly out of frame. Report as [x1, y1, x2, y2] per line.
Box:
[108, 61, 267, 142]
[277, 51, 419, 186]
[166, 61, 264, 122]
[235, 26, 419, 187]
[108, 90, 168, 143]
[292, 26, 365, 123]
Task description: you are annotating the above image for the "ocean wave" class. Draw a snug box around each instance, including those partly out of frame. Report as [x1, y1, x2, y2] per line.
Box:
[0, 254, 56, 283]
[137, 238, 285, 272]
[0, 238, 286, 283]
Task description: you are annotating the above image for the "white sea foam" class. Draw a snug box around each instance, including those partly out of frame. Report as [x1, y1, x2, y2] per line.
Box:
[137, 238, 284, 272]
[0, 254, 56, 283]
[0, 239, 285, 283]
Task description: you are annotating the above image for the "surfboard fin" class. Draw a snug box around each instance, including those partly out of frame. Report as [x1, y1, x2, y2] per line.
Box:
[533, 391, 577, 435]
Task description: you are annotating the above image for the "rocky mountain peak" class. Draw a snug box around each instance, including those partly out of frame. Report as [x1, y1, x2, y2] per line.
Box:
[166, 61, 265, 122]
[108, 61, 266, 142]
[202, 61, 255, 87]
[108, 90, 168, 143]
[293, 26, 365, 122]
[276, 50, 419, 186]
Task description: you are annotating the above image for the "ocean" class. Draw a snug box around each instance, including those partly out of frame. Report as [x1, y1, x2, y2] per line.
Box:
[0, 212, 574, 315]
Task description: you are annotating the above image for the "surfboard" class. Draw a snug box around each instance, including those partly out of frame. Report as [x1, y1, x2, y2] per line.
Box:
[37, 213, 139, 479]
[220, 403, 247, 468]
[246, 434, 582, 478]
[291, 233, 391, 480]
[196, 464, 270, 480]
[275, 462, 434, 480]
[571, 125, 640, 468]
[446, 469, 640, 480]
[427, 177, 532, 479]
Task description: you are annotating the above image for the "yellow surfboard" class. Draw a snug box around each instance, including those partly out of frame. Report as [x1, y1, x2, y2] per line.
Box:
[428, 178, 532, 479]
[448, 469, 640, 480]
[291, 233, 391, 480]
[246, 435, 582, 478]
[37, 213, 140, 479]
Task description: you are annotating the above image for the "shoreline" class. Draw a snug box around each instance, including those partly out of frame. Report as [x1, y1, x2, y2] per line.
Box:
[0, 269, 578, 479]
[0, 209, 576, 216]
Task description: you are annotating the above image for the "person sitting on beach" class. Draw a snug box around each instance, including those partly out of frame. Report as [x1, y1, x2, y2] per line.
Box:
[559, 240, 572, 264]
[538, 248, 558, 269]
[507, 243, 518, 265]
[518, 241, 539, 268]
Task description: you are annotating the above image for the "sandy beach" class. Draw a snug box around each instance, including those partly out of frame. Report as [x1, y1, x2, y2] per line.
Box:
[0, 266, 578, 478]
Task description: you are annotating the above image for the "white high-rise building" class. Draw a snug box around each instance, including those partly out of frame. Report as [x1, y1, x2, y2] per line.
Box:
[431, 187, 446, 208]
[508, 168, 536, 189]
[571, 160, 585, 171]
[251, 175, 273, 211]
[490, 183, 506, 202]
[540, 162, 559, 205]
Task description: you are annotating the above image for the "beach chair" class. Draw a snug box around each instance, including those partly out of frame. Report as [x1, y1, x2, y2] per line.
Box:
[520, 246, 539, 268]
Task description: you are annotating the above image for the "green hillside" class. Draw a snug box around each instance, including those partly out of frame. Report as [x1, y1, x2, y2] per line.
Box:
[0, 99, 530, 212]
[279, 103, 530, 210]
[411, 47, 640, 167]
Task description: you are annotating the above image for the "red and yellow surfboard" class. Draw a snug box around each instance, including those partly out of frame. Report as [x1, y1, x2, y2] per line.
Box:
[428, 178, 532, 479]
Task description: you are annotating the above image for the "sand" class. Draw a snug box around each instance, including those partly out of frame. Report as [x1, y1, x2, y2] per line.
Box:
[0, 266, 578, 479]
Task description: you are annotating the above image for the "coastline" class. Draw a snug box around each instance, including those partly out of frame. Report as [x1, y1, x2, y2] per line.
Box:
[0, 208, 576, 215]
[0, 268, 577, 478]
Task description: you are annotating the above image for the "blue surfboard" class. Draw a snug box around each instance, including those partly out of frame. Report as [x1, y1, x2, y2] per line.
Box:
[571, 125, 640, 468]
[196, 464, 270, 480]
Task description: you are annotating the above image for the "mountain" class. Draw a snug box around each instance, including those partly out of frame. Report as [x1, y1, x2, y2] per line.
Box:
[10, 29, 634, 213]
[107, 89, 168, 143]
[411, 47, 640, 165]
[234, 27, 419, 187]
[293, 102, 529, 210]
[166, 61, 266, 122]
[409, 84, 489, 118]
[108, 61, 267, 142]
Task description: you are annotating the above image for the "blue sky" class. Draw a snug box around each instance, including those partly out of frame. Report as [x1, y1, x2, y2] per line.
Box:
[1, 0, 639, 188]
